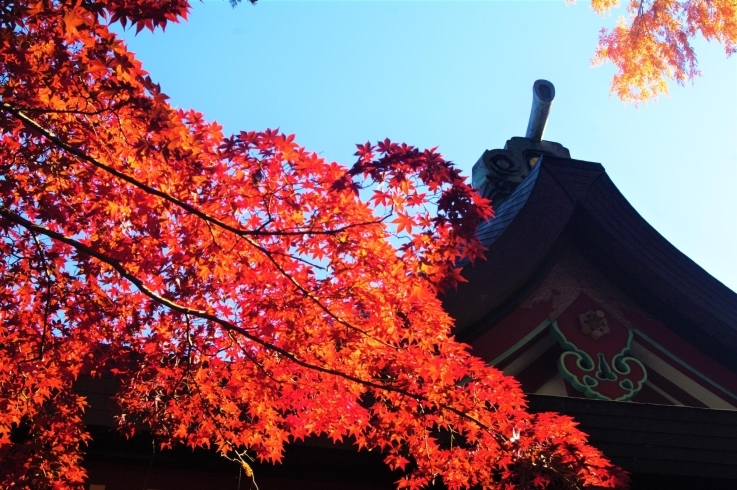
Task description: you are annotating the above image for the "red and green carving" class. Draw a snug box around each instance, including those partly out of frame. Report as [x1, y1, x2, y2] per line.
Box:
[552, 296, 647, 401]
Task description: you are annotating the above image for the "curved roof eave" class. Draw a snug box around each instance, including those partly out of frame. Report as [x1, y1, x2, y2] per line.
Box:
[443, 156, 737, 368]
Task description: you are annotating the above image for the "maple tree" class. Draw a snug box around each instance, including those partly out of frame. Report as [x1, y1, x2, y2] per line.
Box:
[582, 0, 737, 102]
[0, 1, 632, 489]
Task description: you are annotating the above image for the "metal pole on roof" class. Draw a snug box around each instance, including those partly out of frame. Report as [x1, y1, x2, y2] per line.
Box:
[525, 80, 555, 141]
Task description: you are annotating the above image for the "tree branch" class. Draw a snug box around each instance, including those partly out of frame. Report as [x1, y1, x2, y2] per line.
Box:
[2, 102, 395, 346]
[2, 101, 385, 237]
[0, 206, 504, 446]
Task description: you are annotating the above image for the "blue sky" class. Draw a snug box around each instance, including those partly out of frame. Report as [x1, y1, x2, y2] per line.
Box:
[118, 0, 737, 292]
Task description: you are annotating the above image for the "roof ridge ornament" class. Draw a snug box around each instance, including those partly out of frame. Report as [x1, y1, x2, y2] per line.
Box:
[471, 80, 570, 208]
[526, 79, 556, 142]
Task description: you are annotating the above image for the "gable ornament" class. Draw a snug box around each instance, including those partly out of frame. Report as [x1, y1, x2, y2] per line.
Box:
[553, 308, 647, 402]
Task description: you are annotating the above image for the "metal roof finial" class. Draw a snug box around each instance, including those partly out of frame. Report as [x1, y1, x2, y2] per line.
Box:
[525, 80, 555, 141]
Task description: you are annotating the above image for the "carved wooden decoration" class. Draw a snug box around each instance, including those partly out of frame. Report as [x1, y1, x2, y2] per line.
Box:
[552, 297, 647, 401]
[579, 310, 611, 340]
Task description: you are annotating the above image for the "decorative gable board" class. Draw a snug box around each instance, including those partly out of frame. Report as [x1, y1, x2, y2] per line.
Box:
[470, 247, 737, 409]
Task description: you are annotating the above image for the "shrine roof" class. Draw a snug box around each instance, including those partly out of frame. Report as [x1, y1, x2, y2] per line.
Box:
[444, 155, 737, 371]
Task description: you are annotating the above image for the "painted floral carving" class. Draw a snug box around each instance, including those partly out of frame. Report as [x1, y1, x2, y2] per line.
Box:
[579, 310, 611, 340]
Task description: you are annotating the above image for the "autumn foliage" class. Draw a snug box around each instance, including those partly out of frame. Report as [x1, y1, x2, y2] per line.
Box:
[584, 0, 737, 102]
[0, 1, 632, 489]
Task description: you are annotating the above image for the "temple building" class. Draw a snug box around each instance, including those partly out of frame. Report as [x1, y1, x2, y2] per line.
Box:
[442, 80, 737, 488]
[79, 81, 737, 489]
